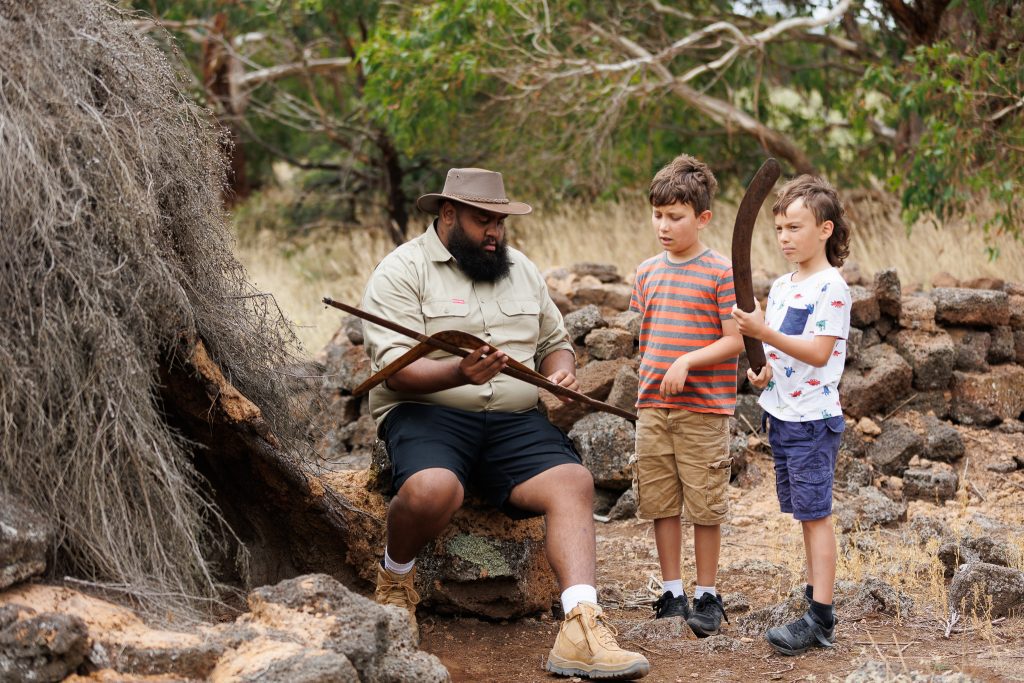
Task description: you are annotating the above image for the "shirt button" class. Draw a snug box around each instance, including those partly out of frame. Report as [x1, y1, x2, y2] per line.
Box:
[443, 307, 450, 314]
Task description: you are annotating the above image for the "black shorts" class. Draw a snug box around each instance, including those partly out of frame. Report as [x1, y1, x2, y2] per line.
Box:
[380, 403, 583, 520]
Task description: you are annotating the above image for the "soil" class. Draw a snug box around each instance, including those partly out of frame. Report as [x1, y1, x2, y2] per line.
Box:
[418, 424, 1024, 682]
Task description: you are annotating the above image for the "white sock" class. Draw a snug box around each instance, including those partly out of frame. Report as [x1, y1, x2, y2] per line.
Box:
[695, 585, 717, 599]
[561, 584, 598, 614]
[383, 548, 415, 575]
[663, 579, 685, 598]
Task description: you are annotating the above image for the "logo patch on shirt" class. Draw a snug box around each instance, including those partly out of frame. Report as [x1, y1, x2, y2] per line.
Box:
[451, 298, 466, 304]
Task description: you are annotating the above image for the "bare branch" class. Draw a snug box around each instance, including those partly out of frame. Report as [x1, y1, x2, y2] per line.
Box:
[236, 57, 353, 90]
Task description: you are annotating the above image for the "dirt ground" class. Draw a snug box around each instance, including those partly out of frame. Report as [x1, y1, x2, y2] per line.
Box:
[418, 425, 1024, 682]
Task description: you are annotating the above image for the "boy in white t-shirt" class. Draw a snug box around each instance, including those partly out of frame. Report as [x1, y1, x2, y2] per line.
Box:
[732, 175, 852, 656]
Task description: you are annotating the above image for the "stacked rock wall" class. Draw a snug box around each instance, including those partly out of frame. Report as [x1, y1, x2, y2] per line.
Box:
[312, 262, 1024, 615]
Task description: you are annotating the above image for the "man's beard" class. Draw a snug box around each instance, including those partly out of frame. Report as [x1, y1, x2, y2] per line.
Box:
[447, 219, 511, 283]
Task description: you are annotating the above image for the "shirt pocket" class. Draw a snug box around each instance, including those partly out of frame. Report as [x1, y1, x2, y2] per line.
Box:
[495, 299, 541, 346]
[779, 305, 813, 335]
[421, 299, 470, 337]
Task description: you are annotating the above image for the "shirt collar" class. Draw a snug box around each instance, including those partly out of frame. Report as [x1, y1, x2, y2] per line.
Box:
[422, 220, 454, 263]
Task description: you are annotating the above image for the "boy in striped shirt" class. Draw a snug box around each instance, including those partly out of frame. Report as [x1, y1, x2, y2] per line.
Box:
[629, 154, 743, 637]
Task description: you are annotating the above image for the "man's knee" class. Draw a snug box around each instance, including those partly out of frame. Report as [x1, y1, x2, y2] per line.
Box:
[395, 469, 464, 519]
[528, 463, 594, 511]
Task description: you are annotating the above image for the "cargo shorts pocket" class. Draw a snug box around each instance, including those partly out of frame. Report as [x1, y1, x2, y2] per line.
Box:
[705, 458, 733, 515]
[792, 467, 832, 515]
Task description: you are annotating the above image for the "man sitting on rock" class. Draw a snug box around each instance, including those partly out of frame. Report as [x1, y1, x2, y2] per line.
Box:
[361, 168, 649, 680]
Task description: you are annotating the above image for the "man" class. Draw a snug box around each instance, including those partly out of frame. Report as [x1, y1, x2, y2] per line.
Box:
[361, 168, 650, 680]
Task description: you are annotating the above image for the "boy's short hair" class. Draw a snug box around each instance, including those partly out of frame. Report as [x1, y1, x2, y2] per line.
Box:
[772, 175, 851, 267]
[648, 154, 718, 214]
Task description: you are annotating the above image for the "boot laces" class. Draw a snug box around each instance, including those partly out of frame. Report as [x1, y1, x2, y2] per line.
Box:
[381, 573, 421, 608]
[587, 611, 621, 650]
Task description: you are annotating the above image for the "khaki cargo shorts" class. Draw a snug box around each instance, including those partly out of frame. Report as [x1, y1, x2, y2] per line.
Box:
[634, 407, 732, 524]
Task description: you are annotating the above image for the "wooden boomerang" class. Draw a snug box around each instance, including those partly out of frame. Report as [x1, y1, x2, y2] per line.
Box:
[322, 297, 638, 422]
[730, 158, 781, 375]
[352, 329, 549, 395]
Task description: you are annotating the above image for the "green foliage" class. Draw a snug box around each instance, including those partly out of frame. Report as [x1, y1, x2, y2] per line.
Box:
[129, 0, 1023, 248]
[855, 20, 1023, 239]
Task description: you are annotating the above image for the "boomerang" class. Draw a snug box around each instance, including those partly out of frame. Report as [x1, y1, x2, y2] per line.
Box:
[730, 158, 781, 375]
[322, 297, 638, 422]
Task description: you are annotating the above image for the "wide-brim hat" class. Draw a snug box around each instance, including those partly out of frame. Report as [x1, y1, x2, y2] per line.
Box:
[416, 168, 532, 216]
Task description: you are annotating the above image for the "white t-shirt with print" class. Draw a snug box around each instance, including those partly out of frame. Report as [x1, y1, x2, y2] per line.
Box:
[757, 267, 851, 422]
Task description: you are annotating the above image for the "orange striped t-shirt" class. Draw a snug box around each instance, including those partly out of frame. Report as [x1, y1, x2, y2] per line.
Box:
[629, 249, 737, 414]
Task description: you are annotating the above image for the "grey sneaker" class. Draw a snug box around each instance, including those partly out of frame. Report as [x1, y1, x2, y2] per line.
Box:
[765, 611, 835, 655]
[686, 592, 727, 637]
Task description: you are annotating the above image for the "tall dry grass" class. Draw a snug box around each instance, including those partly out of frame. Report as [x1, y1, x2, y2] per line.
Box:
[233, 187, 1024, 355]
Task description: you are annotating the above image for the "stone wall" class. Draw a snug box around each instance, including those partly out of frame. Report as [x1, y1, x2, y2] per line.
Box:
[310, 262, 1024, 614]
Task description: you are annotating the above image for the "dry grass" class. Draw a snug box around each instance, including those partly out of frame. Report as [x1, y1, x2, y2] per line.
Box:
[233, 187, 1024, 355]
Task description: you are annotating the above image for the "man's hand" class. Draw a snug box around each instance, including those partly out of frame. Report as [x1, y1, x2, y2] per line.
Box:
[457, 345, 507, 385]
[660, 356, 689, 398]
[546, 368, 579, 404]
[746, 363, 773, 389]
[731, 299, 768, 341]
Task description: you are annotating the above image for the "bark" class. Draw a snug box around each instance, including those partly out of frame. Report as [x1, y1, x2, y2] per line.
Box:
[202, 13, 249, 203]
[158, 335, 363, 589]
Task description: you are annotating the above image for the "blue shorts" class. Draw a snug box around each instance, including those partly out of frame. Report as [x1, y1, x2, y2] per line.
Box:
[381, 403, 583, 520]
[764, 414, 845, 521]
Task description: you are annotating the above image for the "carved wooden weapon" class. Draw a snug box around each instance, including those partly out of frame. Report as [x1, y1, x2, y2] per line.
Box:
[322, 297, 638, 421]
[730, 158, 781, 375]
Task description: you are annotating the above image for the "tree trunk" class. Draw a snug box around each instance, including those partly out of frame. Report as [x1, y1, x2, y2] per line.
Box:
[158, 335, 365, 588]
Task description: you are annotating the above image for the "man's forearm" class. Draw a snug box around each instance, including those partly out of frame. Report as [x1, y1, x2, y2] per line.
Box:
[538, 349, 576, 378]
[385, 356, 463, 394]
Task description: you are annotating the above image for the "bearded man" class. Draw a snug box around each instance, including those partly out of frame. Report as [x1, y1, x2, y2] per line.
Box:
[361, 168, 649, 680]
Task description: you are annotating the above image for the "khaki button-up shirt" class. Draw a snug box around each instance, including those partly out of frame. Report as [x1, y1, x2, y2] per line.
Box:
[361, 222, 574, 426]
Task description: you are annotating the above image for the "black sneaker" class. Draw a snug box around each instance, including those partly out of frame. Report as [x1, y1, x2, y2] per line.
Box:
[652, 591, 690, 619]
[765, 611, 835, 656]
[686, 592, 728, 637]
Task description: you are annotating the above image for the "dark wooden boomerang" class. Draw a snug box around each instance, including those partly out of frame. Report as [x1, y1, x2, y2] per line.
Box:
[730, 158, 781, 375]
[322, 297, 638, 422]
[352, 329, 550, 395]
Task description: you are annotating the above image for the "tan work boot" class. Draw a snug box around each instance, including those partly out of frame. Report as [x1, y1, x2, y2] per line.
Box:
[546, 601, 650, 680]
[375, 563, 421, 638]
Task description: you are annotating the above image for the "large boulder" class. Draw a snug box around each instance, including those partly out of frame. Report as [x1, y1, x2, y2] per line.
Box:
[948, 562, 1024, 619]
[0, 493, 51, 591]
[0, 605, 90, 683]
[931, 288, 1010, 327]
[839, 344, 913, 419]
[866, 422, 923, 476]
[849, 285, 881, 327]
[571, 262, 622, 283]
[893, 329, 955, 390]
[987, 325, 1016, 364]
[874, 268, 902, 319]
[220, 574, 449, 682]
[568, 413, 635, 491]
[947, 328, 991, 373]
[898, 295, 937, 332]
[902, 461, 959, 502]
[1009, 294, 1024, 329]
[950, 366, 1024, 426]
[605, 363, 640, 414]
[921, 415, 965, 462]
[323, 340, 372, 394]
[324, 470, 556, 619]
[563, 304, 606, 343]
[541, 358, 633, 430]
[833, 486, 907, 532]
[584, 327, 634, 360]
